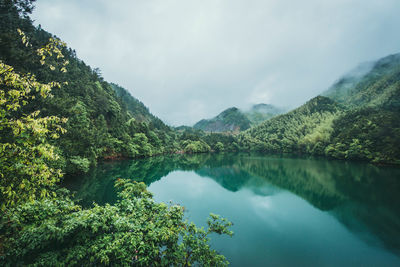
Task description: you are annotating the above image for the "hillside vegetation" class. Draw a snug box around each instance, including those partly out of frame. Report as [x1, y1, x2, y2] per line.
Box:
[193, 104, 283, 133]
[194, 107, 251, 132]
[0, 3, 182, 174]
[0, 1, 232, 265]
[239, 53, 400, 164]
[243, 103, 284, 126]
[238, 96, 343, 155]
[0, 1, 242, 175]
[324, 53, 400, 163]
[324, 53, 400, 109]
[1, 1, 399, 264]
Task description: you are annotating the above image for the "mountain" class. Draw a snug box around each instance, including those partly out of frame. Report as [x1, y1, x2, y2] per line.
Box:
[174, 125, 193, 131]
[240, 53, 400, 164]
[324, 53, 400, 109]
[0, 7, 180, 173]
[193, 104, 283, 133]
[0, 1, 245, 175]
[1, 3, 236, 263]
[322, 53, 400, 163]
[2, 0, 399, 170]
[111, 83, 170, 131]
[238, 96, 343, 154]
[193, 107, 251, 132]
[243, 103, 284, 126]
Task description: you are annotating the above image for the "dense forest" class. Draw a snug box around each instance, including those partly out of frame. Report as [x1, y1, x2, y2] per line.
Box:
[1, 0, 400, 265]
[193, 104, 283, 132]
[243, 103, 284, 126]
[0, 0, 241, 177]
[0, 1, 233, 265]
[237, 54, 400, 164]
[194, 107, 252, 132]
[67, 153, 400, 255]
[0, 0, 178, 174]
[192, 55, 400, 164]
[238, 96, 344, 154]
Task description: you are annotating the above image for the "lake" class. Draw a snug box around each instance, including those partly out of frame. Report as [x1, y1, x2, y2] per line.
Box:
[65, 153, 400, 266]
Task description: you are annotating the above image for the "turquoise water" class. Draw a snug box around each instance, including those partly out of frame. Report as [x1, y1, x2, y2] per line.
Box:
[65, 153, 400, 266]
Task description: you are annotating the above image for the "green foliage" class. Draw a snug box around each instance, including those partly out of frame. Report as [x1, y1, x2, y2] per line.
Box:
[0, 4, 180, 174]
[238, 52, 400, 165]
[183, 140, 211, 154]
[201, 132, 239, 152]
[244, 103, 284, 126]
[1, 0, 246, 177]
[214, 141, 224, 152]
[194, 107, 251, 133]
[324, 53, 400, 109]
[325, 107, 400, 164]
[0, 7, 233, 265]
[111, 83, 169, 130]
[193, 104, 283, 133]
[320, 54, 400, 164]
[0, 52, 66, 209]
[174, 127, 239, 154]
[0, 179, 233, 266]
[131, 133, 154, 157]
[238, 96, 343, 154]
[68, 155, 91, 173]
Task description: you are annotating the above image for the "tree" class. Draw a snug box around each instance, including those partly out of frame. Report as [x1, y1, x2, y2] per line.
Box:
[0, 29, 233, 266]
[0, 60, 66, 209]
[3, 0, 37, 17]
[0, 28, 69, 209]
[0, 179, 233, 266]
[214, 141, 224, 152]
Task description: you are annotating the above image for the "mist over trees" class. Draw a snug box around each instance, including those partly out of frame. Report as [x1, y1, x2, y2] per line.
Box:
[1, 0, 400, 265]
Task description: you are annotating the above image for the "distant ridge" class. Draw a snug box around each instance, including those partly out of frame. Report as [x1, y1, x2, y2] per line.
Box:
[243, 103, 285, 126]
[239, 52, 400, 164]
[193, 107, 251, 132]
[193, 104, 284, 132]
[323, 52, 400, 109]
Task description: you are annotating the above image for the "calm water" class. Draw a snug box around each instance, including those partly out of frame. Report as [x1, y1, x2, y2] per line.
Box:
[65, 153, 400, 266]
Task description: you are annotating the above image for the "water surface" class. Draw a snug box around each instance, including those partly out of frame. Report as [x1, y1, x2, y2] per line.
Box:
[65, 153, 400, 266]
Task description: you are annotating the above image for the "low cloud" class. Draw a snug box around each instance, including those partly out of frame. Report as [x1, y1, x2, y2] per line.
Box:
[32, 0, 400, 125]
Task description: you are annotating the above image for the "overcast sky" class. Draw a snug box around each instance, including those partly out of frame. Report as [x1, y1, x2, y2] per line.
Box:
[32, 0, 400, 126]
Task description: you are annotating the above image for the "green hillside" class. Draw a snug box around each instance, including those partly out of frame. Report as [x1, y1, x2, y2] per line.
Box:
[193, 107, 251, 132]
[240, 53, 400, 164]
[0, 0, 244, 175]
[238, 96, 343, 154]
[193, 104, 283, 132]
[0, 2, 183, 173]
[111, 83, 166, 127]
[243, 103, 284, 126]
[323, 53, 400, 163]
[324, 53, 400, 109]
[0, 2, 232, 265]
[1, 1, 400, 265]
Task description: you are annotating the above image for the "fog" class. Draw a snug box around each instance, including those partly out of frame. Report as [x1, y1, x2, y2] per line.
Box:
[32, 0, 400, 125]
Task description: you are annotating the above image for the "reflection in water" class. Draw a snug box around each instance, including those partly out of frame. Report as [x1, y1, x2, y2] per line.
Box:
[65, 153, 400, 259]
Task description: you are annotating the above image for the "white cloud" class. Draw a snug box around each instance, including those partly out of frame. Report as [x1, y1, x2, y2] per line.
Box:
[32, 0, 400, 125]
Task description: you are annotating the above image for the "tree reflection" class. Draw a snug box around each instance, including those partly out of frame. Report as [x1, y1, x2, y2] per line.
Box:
[65, 153, 400, 255]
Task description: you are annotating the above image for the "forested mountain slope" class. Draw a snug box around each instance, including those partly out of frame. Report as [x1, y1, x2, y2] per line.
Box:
[323, 53, 400, 163]
[239, 53, 400, 164]
[324, 53, 400, 109]
[1, 3, 233, 264]
[194, 107, 251, 132]
[0, 1, 244, 174]
[111, 83, 170, 131]
[193, 103, 283, 132]
[0, 2, 179, 173]
[238, 96, 343, 154]
[243, 103, 284, 126]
